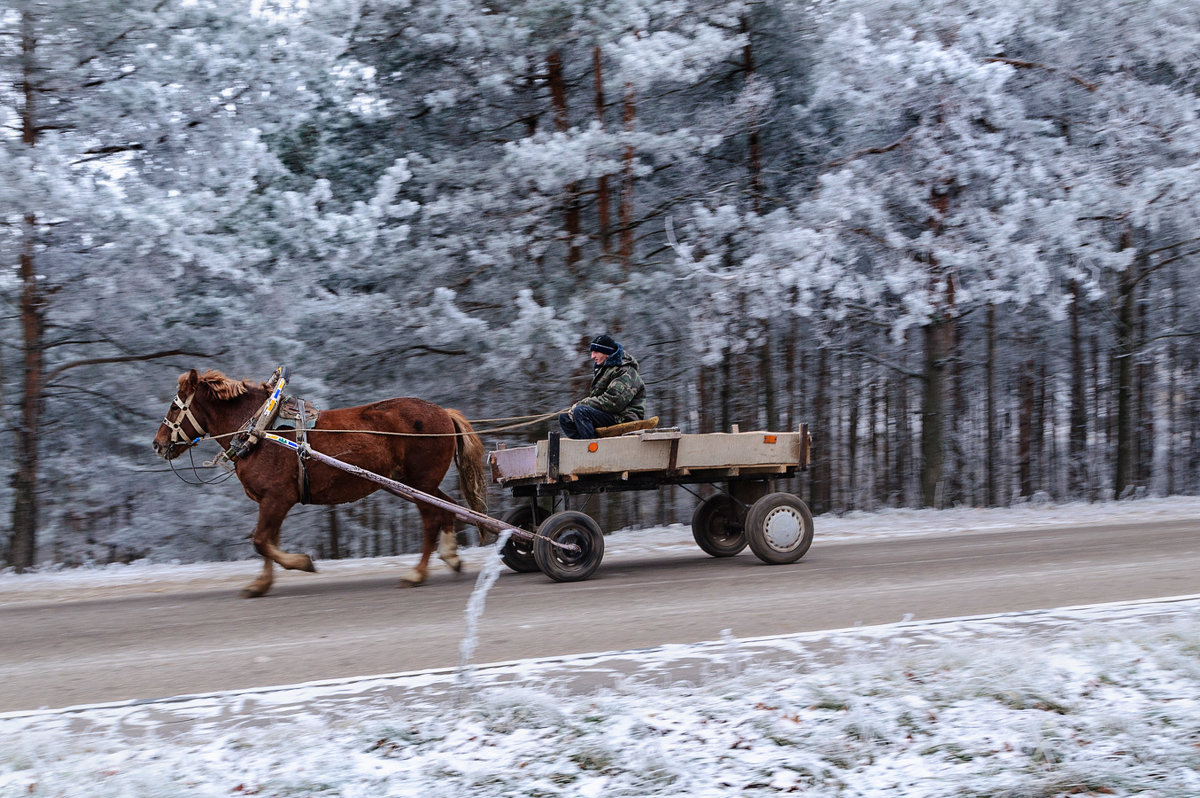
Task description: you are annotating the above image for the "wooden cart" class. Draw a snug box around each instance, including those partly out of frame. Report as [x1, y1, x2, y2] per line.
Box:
[488, 425, 814, 582]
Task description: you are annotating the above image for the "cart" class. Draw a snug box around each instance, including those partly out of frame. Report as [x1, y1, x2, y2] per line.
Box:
[488, 424, 814, 582]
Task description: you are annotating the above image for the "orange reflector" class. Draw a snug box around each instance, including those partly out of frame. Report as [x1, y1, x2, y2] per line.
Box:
[588, 441, 599, 452]
[763, 435, 777, 444]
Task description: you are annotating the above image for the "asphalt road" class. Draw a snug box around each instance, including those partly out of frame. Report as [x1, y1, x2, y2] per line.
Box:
[2, 519, 1197, 713]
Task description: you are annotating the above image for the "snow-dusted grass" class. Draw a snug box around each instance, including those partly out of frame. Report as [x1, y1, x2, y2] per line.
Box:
[3, 599, 1198, 797]
[2, 496, 1199, 796]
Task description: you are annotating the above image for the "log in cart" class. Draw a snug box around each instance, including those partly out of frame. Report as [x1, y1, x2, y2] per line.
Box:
[488, 424, 814, 582]
[262, 422, 813, 584]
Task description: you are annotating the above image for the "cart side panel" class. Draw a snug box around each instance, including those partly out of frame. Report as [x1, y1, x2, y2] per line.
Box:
[673, 431, 801, 470]
[557, 436, 673, 475]
[489, 442, 547, 482]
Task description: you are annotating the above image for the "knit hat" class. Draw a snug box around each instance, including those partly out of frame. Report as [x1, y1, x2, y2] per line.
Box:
[589, 334, 619, 355]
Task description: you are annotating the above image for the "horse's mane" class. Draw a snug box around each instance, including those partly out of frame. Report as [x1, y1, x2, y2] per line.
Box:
[183, 370, 264, 400]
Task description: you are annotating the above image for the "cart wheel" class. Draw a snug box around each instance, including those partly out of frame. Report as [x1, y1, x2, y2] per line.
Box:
[691, 493, 747, 557]
[744, 493, 814, 565]
[499, 504, 549, 573]
[533, 511, 605, 583]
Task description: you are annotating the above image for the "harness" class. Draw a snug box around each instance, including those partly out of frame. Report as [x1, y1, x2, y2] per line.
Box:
[273, 395, 319, 504]
[222, 365, 291, 462]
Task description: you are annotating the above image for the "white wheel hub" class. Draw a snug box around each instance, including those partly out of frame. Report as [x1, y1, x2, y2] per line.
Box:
[762, 506, 803, 550]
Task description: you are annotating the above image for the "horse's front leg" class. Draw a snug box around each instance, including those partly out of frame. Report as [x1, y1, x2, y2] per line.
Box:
[243, 500, 314, 598]
[400, 505, 459, 587]
[242, 557, 276, 600]
[434, 488, 463, 573]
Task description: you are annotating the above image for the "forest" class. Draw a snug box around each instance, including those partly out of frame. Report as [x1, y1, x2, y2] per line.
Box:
[2, 0, 1198, 570]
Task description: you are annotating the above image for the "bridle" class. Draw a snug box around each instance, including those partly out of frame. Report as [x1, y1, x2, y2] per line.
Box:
[161, 392, 207, 451]
[159, 390, 242, 485]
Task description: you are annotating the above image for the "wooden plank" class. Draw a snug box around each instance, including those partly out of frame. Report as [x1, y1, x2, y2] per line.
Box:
[640, 429, 682, 441]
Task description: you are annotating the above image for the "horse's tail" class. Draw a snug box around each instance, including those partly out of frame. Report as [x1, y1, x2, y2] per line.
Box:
[446, 409, 488, 519]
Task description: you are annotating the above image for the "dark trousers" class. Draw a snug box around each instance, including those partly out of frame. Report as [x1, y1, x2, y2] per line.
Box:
[559, 404, 617, 440]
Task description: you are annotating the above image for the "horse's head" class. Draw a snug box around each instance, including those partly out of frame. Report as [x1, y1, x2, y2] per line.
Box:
[153, 369, 208, 460]
[153, 369, 255, 459]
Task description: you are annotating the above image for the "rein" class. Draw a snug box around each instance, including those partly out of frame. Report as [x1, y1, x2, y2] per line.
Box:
[161, 366, 570, 480]
[166, 443, 238, 485]
[185, 408, 569, 448]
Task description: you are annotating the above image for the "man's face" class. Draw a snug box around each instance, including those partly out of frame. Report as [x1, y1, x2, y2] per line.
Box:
[590, 350, 609, 366]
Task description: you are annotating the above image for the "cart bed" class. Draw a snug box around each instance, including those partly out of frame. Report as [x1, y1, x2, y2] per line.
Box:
[489, 426, 810, 488]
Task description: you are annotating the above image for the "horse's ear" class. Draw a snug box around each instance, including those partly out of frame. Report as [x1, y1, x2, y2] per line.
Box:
[179, 369, 200, 394]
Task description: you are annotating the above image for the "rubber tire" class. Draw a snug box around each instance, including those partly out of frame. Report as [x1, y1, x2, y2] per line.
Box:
[499, 504, 549, 573]
[533, 511, 605, 583]
[743, 493, 814, 565]
[691, 493, 748, 557]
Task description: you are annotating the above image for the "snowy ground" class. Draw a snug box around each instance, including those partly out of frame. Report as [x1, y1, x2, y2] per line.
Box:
[3, 497, 1199, 797]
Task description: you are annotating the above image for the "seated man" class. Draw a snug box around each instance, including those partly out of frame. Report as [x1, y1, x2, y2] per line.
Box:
[559, 334, 646, 439]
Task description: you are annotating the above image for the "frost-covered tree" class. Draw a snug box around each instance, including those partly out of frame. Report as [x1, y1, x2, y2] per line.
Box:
[3, 0, 1198, 568]
[0, 0, 361, 569]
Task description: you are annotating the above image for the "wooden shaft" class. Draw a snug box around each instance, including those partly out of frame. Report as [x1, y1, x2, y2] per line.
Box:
[261, 434, 578, 552]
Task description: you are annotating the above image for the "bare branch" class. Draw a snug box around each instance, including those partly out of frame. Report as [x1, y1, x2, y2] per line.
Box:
[986, 57, 1098, 92]
[44, 349, 224, 385]
[824, 129, 916, 169]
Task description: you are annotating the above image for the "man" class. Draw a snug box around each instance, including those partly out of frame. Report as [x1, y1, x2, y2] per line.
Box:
[559, 334, 646, 439]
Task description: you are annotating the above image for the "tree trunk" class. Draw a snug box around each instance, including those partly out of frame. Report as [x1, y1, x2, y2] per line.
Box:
[740, 15, 763, 214]
[919, 192, 954, 509]
[985, 304, 998, 506]
[811, 347, 830, 514]
[946, 318, 966, 504]
[719, 356, 732, 432]
[879, 379, 891, 508]
[1068, 281, 1088, 496]
[920, 320, 948, 508]
[1018, 350, 1035, 499]
[894, 363, 909, 506]
[592, 46, 611, 259]
[847, 368, 859, 511]
[547, 51, 581, 272]
[1114, 262, 1138, 498]
[760, 339, 777, 432]
[1165, 269, 1179, 494]
[1135, 277, 1154, 491]
[8, 10, 44, 572]
[619, 83, 636, 269]
[1037, 355, 1049, 495]
[10, 212, 45, 572]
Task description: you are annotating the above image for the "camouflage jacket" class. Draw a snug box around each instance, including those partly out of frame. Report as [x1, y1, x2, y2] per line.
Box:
[578, 349, 645, 422]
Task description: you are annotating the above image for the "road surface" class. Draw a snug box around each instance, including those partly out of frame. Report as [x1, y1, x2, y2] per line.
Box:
[1, 519, 1197, 712]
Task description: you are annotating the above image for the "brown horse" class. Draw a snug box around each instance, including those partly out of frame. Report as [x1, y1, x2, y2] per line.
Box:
[152, 369, 488, 597]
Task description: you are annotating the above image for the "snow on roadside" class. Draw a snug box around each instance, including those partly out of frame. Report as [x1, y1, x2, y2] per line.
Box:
[2, 595, 1198, 797]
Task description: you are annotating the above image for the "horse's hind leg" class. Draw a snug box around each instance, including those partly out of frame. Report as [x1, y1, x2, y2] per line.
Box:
[243, 500, 315, 598]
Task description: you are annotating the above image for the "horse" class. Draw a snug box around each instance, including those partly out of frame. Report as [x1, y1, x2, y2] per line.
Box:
[152, 369, 488, 597]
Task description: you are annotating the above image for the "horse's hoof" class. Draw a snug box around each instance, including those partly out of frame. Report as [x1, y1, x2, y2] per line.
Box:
[301, 557, 317, 573]
[397, 579, 420, 589]
[241, 588, 267, 599]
